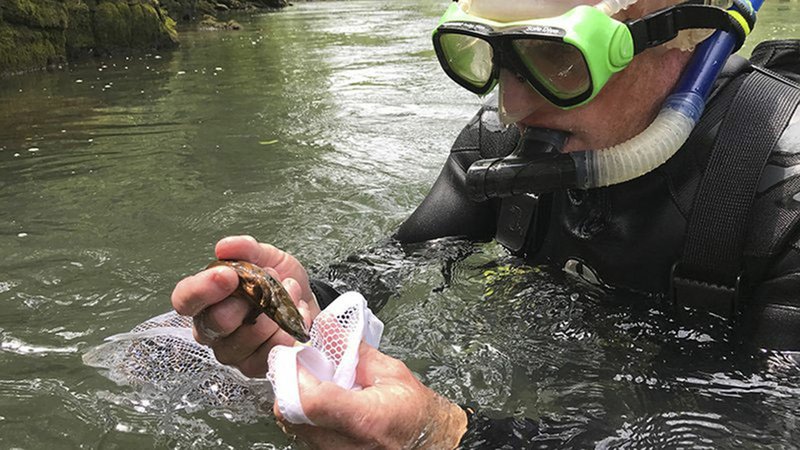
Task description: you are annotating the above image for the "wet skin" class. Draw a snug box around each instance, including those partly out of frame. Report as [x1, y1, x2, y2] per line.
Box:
[205, 260, 311, 343]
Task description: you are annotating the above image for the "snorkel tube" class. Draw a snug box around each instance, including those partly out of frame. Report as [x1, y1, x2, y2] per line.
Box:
[467, 0, 758, 201]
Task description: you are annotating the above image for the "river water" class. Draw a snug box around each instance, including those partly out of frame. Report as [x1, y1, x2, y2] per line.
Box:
[1, 1, 799, 448]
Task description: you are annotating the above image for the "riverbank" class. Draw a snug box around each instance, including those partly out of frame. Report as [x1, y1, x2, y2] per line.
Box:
[0, 0, 288, 76]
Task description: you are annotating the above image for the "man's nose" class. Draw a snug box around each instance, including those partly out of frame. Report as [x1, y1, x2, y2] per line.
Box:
[498, 69, 548, 125]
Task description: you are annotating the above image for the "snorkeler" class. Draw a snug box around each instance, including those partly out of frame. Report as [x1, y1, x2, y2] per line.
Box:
[172, 0, 800, 446]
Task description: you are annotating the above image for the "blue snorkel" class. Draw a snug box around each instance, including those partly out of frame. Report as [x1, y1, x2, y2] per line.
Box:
[673, 0, 762, 115]
[572, 0, 758, 190]
[466, 0, 758, 201]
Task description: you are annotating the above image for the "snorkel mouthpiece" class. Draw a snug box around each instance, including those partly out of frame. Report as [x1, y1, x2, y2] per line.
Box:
[466, 128, 574, 201]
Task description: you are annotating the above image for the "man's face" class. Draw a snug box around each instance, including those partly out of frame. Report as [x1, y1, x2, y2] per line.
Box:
[466, 0, 691, 152]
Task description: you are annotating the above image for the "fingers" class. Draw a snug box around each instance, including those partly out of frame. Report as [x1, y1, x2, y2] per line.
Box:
[214, 235, 261, 262]
[274, 365, 354, 431]
[193, 277, 305, 368]
[192, 296, 252, 343]
[214, 236, 289, 273]
[193, 305, 297, 377]
[175, 236, 320, 377]
[355, 343, 413, 388]
[236, 340, 272, 378]
[256, 243, 314, 303]
[172, 265, 239, 316]
[214, 236, 315, 307]
[218, 312, 298, 361]
[282, 278, 303, 305]
[283, 278, 315, 330]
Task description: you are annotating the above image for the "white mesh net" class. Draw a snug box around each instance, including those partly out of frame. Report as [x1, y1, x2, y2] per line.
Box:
[82, 311, 273, 418]
[267, 292, 383, 425]
[83, 292, 382, 425]
[311, 304, 359, 365]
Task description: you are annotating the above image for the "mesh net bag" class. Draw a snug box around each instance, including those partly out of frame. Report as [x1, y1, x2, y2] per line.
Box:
[83, 292, 382, 424]
[82, 311, 273, 416]
[267, 291, 383, 425]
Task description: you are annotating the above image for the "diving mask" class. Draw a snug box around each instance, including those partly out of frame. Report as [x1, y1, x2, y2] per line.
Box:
[432, 0, 751, 109]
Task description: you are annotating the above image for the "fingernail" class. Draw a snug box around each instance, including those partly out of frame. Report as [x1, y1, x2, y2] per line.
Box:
[210, 266, 235, 285]
[193, 313, 223, 342]
[283, 278, 297, 290]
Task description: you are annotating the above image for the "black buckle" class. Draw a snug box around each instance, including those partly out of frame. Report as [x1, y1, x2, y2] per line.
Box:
[495, 194, 540, 254]
[670, 262, 744, 318]
[626, 4, 743, 54]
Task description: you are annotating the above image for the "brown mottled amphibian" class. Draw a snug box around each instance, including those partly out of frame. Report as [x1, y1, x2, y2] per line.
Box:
[207, 260, 310, 343]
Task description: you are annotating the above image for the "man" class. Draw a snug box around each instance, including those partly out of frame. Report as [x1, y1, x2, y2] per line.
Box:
[172, 0, 800, 447]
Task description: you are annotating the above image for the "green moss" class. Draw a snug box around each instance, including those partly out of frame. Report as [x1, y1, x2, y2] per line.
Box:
[90, 0, 177, 53]
[161, 12, 179, 45]
[114, 1, 134, 46]
[0, 22, 66, 73]
[64, 0, 94, 56]
[132, 3, 178, 48]
[1, 0, 68, 29]
[91, 1, 119, 49]
[0, 0, 210, 74]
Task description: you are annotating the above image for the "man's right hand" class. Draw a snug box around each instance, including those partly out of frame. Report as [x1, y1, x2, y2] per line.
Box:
[171, 235, 321, 377]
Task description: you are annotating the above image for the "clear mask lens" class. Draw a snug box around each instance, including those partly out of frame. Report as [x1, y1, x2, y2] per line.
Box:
[511, 39, 591, 100]
[439, 33, 495, 88]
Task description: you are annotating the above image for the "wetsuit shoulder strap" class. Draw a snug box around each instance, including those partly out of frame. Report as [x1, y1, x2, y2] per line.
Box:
[672, 66, 800, 317]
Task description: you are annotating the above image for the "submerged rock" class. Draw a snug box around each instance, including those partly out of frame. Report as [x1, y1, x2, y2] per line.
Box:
[160, 0, 288, 22]
[198, 14, 242, 31]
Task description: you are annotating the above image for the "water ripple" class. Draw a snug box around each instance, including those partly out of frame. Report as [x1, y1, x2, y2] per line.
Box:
[0, 333, 78, 356]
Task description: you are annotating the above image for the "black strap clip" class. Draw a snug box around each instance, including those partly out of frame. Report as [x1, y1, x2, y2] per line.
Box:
[670, 262, 745, 318]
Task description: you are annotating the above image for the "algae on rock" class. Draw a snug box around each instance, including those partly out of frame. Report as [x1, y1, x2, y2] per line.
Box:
[0, 0, 178, 75]
[1, 0, 290, 75]
[0, 0, 69, 72]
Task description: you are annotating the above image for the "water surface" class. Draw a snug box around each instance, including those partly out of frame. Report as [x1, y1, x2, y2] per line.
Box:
[1, 0, 799, 448]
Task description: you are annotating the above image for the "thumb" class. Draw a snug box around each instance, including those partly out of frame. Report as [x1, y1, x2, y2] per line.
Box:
[297, 364, 321, 390]
[282, 278, 316, 327]
[273, 364, 321, 422]
[282, 277, 303, 303]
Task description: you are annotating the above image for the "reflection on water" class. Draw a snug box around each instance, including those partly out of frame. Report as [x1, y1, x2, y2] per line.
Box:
[1, 0, 799, 448]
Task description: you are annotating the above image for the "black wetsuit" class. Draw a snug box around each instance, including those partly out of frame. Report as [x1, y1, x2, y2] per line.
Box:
[395, 40, 800, 351]
[308, 40, 800, 448]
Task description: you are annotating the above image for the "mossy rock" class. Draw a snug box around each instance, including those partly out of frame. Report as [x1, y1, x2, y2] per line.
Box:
[161, 0, 287, 23]
[1, 0, 68, 29]
[144, 3, 178, 47]
[130, 3, 177, 47]
[198, 14, 241, 31]
[160, 0, 217, 21]
[247, 0, 289, 8]
[113, 1, 134, 44]
[157, 0, 191, 21]
[92, 1, 124, 48]
[64, 0, 95, 56]
[0, 22, 66, 73]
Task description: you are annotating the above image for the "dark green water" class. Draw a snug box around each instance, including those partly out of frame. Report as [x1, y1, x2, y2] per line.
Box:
[1, 1, 799, 448]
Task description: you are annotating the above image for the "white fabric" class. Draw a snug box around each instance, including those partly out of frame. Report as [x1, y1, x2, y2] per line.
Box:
[267, 291, 384, 425]
[459, 0, 591, 21]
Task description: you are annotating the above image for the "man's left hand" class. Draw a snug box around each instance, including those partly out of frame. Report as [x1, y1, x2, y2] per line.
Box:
[274, 343, 467, 449]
